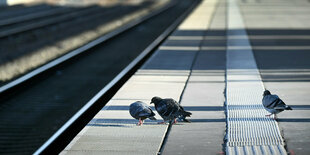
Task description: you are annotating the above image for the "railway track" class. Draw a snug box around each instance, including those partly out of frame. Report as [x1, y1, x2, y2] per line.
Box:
[0, 1, 158, 83]
[0, 5, 124, 38]
[0, 6, 80, 26]
[0, 4, 55, 19]
[0, 0, 200, 154]
[0, 6, 94, 37]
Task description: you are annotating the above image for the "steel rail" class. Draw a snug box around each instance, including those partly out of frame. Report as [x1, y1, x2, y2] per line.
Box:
[0, 7, 77, 26]
[0, 5, 51, 19]
[0, 6, 106, 38]
[0, 2, 174, 98]
[33, 0, 200, 154]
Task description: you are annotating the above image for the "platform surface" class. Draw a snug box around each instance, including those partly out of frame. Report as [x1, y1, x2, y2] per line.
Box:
[61, 0, 310, 154]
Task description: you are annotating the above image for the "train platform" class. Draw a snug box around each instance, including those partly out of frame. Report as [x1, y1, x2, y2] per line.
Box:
[61, 0, 310, 154]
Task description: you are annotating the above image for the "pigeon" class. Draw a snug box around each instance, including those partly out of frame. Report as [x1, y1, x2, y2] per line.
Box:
[262, 90, 292, 119]
[150, 96, 192, 124]
[129, 101, 156, 126]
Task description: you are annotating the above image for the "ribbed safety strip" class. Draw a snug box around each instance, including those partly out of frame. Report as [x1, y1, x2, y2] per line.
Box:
[225, 0, 286, 154]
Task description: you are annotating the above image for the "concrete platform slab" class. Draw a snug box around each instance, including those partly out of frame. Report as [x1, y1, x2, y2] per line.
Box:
[60, 0, 310, 154]
[61, 0, 214, 154]
[162, 1, 226, 154]
[240, 0, 310, 154]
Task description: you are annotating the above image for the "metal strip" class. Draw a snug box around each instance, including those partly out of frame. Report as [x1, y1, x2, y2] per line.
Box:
[225, 0, 286, 154]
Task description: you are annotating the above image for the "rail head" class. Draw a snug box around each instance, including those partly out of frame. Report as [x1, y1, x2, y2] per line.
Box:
[31, 0, 200, 154]
[0, 1, 176, 98]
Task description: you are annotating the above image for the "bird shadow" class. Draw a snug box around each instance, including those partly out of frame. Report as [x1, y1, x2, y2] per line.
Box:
[289, 105, 310, 110]
[87, 118, 168, 127]
[87, 123, 131, 128]
[102, 105, 224, 111]
[277, 118, 310, 122]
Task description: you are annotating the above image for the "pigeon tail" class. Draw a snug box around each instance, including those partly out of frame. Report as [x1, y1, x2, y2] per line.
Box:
[149, 116, 157, 120]
[285, 105, 293, 110]
[182, 118, 191, 123]
[177, 115, 191, 122]
[182, 111, 192, 117]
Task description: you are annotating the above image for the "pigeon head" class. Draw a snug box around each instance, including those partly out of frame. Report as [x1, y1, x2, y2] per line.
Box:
[263, 90, 271, 96]
[150, 96, 162, 104]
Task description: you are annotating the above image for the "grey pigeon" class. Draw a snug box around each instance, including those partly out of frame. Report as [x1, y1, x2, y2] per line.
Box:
[129, 101, 156, 126]
[150, 96, 192, 124]
[262, 90, 292, 119]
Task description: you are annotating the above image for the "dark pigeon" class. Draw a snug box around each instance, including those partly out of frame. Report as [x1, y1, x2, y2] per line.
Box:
[262, 90, 292, 118]
[150, 96, 192, 124]
[129, 101, 156, 126]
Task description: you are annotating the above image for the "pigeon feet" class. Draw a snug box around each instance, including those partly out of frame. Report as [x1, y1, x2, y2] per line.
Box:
[265, 114, 277, 120]
[265, 114, 272, 117]
[173, 118, 178, 124]
[289, 149, 295, 155]
[137, 119, 144, 126]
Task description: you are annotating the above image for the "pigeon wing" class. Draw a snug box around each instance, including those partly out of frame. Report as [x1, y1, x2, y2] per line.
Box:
[165, 99, 181, 118]
[262, 95, 280, 109]
[129, 102, 142, 119]
[273, 99, 287, 110]
[138, 106, 155, 118]
[155, 99, 177, 121]
[129, 101, 155, 120]
[155, 101, 169, 120]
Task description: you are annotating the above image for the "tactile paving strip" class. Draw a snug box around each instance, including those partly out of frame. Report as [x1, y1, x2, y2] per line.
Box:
[225, 0, 286, 154]
[226, 80, 283, 146]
